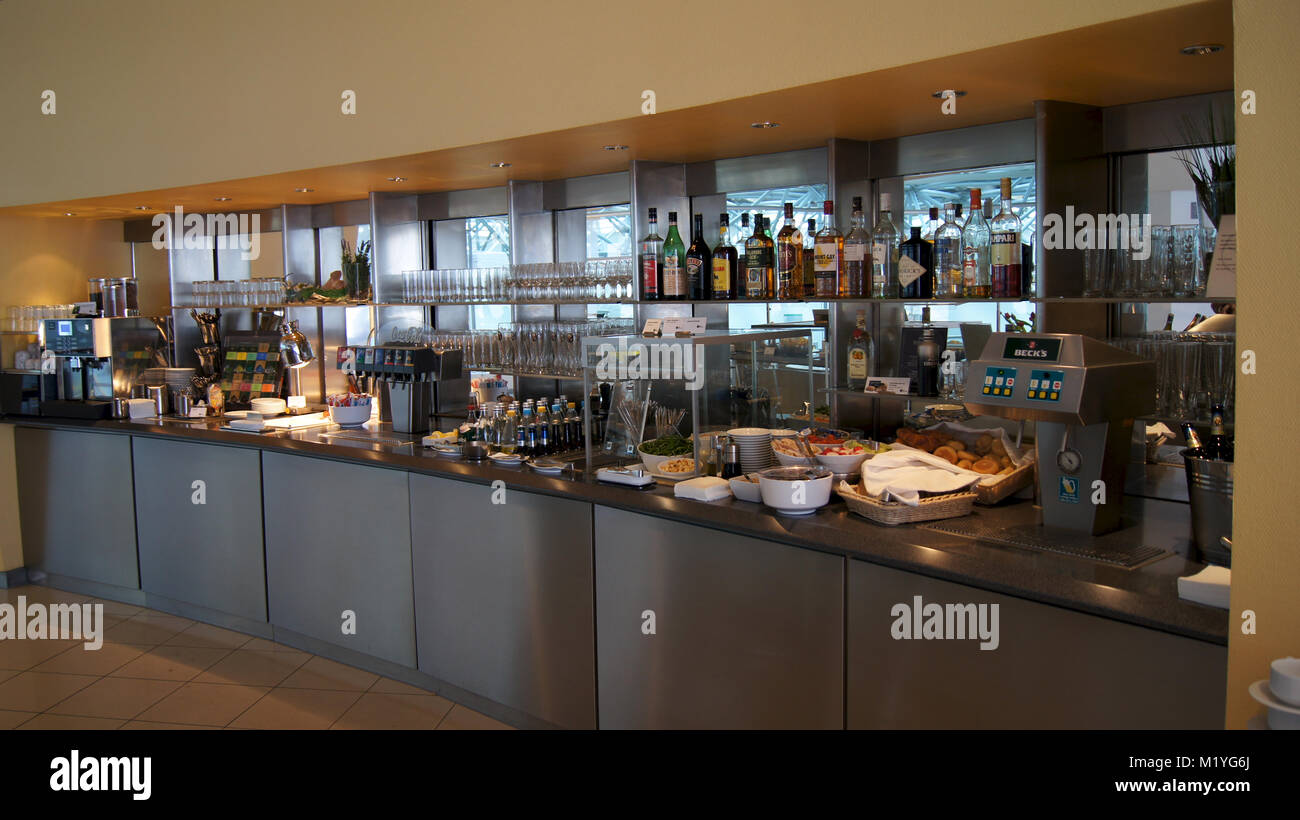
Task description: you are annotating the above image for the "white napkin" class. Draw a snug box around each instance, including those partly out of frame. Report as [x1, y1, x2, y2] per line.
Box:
[1177, 565, 1231, 609]
[674, 476, 732, 502]
[859, 449, 984, 506]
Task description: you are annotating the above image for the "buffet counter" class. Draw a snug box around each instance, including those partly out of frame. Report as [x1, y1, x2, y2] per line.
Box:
[3, 416, 1228, 729]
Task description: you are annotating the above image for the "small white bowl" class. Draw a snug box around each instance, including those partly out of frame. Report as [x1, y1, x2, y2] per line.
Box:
[637, 445, 694, 473]
[1271, 657, 1300, 707]
[774, 449, 818, 467]
[728, 475, 763, 502]
[328, 403, 371, 428]
[757, 465, 834, 515]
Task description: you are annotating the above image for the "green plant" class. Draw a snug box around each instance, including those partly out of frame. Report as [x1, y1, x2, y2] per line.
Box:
[1174, 107, 1235, 224]
[341, 239, 372, 266]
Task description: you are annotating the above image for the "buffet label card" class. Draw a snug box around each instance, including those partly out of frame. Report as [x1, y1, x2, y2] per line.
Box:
[660, 317, 707, 336]
[866, 377, 912, 395]
[641, 318, 662, 336]
[1205, 214, 1236, 299]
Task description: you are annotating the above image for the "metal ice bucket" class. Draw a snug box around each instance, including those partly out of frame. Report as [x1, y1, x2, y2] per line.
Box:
[1181, 448, 1232, 567]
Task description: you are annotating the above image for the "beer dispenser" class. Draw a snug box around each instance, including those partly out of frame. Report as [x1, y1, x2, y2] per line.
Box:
[350, 344, 463, 434]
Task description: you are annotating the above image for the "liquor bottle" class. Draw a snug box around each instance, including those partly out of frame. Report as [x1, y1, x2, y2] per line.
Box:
[775, 203, 803, 300]
[761, 216, 775, 296]
[1162, 312, 1175, 331]
[921, 207, 941, 243]
[711, 213, 737, 300]
[813, 200, 843, 298]
[762, 215, 773, 239]
[1206, 403, 1233, 461]
[989, 178, 1022, 298]
[464, 400, 479, 441]
[843, 196, 870, 298]
[639, 208, 662, 301]
[661, 211, 687, 300]
[917, 306, 940, 397]
[1021, 241, 1035, 297]
[961, 188, 991, 298]
[1180, 421, 1205, 458]
[744, 212, 773, 299]
[743, 211, 754, 288]
[899, 225, 934, 299]
[687, 213, 711, 300]
[846, 309, 872, 390]
[870, 193, 902, 299]
[933, 203, 963, 298]
[803, 218, 817, 297]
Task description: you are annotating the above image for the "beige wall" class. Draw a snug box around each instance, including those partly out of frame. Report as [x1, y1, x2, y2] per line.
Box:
[0, 215, 129, 323]
[0, 0, 1199, 207]
[1225, 0, 1300, 729]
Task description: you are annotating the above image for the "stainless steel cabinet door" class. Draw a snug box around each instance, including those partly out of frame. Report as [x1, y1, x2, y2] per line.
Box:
[846, 559, 1227, 728]
[14, 427, 139, 589]
[262, 452, 416, 667]
[595, 506, 844, 729]
[409, 474, 596, 729]
[132, 437, 266, 621]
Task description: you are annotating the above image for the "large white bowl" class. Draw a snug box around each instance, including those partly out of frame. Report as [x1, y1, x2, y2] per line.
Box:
[774, 449, 818, 467]
[637, 444, 694, 473]
[757, 466, 834, 515]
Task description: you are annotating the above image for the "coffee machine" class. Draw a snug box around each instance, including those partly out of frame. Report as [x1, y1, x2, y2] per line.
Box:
[40, 317, 166, 417]
[964, 333, 1155, 535]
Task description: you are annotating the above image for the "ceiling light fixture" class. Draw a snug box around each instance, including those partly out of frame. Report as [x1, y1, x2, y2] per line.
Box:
[294, 187, 314, 193]
[1180, 43, 1223, 56]
[750, 121, 780, 129]
[490, 162, 511, 168]
[931, 89, 967, 99]
[63, 212, 76, 216]
[386, 176, 406, 182]
[603, 145, 628, 151]
[214, 196, 232, 201]
[134, 206, 149, 210]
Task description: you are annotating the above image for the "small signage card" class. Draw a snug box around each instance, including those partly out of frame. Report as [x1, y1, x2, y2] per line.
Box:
[641, 318, 662, 336]
[660, 317, 707, 336]
[1205, 214, 1236, 299]
[866, 377, 912, 395]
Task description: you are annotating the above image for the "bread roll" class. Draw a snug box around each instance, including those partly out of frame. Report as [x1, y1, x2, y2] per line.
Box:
[990, 439, 1007, 457]
[957, 450, 979, 463]
[957, 459, 974, 471]
[975, 434, 993, 454]
[933, 446, 959, 464]
[972, 458, 1000, 475]
[945, 440, 966, 452]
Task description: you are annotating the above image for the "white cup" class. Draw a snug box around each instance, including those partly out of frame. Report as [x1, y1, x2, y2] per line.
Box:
[1270, 657, 1300, 706]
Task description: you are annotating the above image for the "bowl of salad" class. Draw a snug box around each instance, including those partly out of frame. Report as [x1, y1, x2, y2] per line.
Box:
[803, 428, 854, 454]
[637, 434, 695, 472]
[815, 440, 889, 475]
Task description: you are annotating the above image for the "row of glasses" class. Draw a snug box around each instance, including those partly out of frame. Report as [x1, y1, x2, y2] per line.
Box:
[188, 278, 285, 308]
[4, 304, 76, 333]
[1083, 225, 1217, 298]
[1112, 331, 1235, 421]
[396, 258, 636, 305]
[410, 319, 633, 376]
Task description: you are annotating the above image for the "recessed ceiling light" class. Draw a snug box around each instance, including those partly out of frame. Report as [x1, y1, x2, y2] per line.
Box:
[294, 187, 314, 193]
[134, 206, 149, 210]
[386, 176, 406, 182]
[931, 89, 968, 99]
[750, 121, 780, 129]
[1180, 43, 1223, 56]
[490, 162, 511, 168]
[214, 196, 231, 202]
[63, 212, 76, 216]
[603, 145, 628, 151]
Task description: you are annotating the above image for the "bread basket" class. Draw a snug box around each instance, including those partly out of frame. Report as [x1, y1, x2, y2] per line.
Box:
[837, 485, 976, 526]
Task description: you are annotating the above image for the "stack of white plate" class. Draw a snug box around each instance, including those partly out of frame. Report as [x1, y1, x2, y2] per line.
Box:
[163, 368, 196, 392]
[727, 427, 774, 473]
[141, 368, 167, 387]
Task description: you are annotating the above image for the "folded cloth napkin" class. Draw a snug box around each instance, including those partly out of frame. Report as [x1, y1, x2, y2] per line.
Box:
[1177, 565, 1231, 609]
[674, 476, 732, 502]
[859, 449, 984, 506]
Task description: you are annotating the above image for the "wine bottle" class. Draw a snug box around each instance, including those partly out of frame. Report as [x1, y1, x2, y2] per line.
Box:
[639, 208, 662, 301]
[711, 213, 737, 300]
[899, 225, 934, 299]
[661, 211, 687, 301]
[775, 203, 803, 300]
[687, 213, 711, 300]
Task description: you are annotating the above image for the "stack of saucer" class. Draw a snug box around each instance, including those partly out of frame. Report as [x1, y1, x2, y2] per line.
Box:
[727, 427, 774, 473]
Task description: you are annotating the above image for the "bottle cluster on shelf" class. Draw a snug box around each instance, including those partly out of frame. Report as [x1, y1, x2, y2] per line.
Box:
[463, 396, 587, 457]
[637, 178, 1034, 302]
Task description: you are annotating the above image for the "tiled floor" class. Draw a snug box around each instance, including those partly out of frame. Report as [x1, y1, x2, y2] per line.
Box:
[0, 585, 512, 730]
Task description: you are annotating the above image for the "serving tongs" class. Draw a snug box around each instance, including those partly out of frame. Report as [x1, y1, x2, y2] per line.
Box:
[796, 428, 819, 461]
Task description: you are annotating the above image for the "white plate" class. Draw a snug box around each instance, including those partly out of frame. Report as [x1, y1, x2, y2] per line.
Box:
[224, 409, 284, 420]
[529, 461, 567, 475]
[1249, 680, 1300, 730]
[489, 452, 523, 464]
[765, 506, 819, 516]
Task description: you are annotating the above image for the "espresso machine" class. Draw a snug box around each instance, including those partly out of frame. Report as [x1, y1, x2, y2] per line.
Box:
[38, 317, 166, 417]
[964, 333, 1155, 535]
[350, 344, 463, 433]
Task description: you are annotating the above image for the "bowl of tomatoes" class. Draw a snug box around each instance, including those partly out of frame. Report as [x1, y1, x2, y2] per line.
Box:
[814, 440, 882, 475]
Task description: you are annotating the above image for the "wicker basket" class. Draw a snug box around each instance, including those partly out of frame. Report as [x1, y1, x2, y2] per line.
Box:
[837, 486, 977, 526]
[974, 461, 1036, 505]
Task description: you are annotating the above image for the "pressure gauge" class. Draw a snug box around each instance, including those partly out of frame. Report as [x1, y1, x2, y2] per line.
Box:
[1057, 448, 1082, 475]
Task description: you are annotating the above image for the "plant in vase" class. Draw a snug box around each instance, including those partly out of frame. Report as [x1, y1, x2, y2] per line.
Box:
[342, 239, 373, 301]
[1174, 107, 1235, 226]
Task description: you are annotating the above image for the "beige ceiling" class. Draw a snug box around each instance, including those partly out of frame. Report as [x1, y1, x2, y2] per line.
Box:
[3, 0, 1232, 221]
